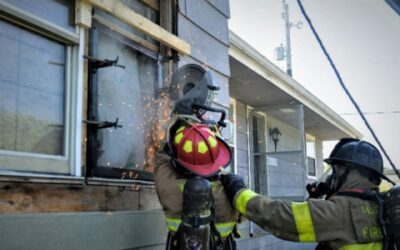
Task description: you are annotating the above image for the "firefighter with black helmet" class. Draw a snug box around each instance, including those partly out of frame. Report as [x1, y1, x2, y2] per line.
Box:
[154, 116, 239, 250]
[220, 138, 395, 250]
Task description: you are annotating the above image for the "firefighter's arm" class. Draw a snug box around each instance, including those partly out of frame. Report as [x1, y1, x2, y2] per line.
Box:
[234, 190, 344, 242]
[154, 149, 177, 188]
[221, 174, 344, 242]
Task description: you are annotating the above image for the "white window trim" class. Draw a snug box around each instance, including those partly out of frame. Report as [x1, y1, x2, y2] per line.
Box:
[0, 1, 81, 176]
[229, 98, 237, 174]
[306, 134, 318, 179]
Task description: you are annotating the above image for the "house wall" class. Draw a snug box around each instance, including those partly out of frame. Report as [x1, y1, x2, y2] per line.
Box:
[0, 0, 234, 249]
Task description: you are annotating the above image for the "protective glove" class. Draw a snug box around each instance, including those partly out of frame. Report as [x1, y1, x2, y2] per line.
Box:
[306, 181, 330, 199]
[219, 173, 247, 206]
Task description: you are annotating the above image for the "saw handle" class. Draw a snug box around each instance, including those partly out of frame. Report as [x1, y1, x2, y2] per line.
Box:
[191, 103, 227, 128]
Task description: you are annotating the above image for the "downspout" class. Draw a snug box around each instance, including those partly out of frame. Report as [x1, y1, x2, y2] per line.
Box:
[298, 104, 307, 200]
[247, 107, 255, 237]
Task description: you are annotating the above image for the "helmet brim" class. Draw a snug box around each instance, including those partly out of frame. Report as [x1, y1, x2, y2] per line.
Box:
[176, 136, 232, 177]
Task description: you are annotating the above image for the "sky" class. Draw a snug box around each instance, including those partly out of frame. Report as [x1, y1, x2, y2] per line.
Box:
[229, 0, 400, 169]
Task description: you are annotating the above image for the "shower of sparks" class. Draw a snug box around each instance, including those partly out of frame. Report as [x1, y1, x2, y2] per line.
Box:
[141, 82, 172, 173]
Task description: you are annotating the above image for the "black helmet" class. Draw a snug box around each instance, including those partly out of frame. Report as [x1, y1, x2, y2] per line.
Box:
[324, 138, 383, 177]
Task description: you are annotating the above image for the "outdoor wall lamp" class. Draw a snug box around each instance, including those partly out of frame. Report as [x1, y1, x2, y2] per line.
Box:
[270, 127, 282, 152]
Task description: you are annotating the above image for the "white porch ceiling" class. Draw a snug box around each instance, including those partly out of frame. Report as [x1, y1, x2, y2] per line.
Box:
[229, 56, 360, 141]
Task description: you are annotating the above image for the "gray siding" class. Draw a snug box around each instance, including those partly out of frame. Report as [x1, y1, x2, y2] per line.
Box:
[0, 210, 167, 250]
[204, 0, 230, 18]
[185, 0, 229, 44]
[267, 152, 305, 198]
[178, 15, 230, 76]
[178, 0, 230, 109]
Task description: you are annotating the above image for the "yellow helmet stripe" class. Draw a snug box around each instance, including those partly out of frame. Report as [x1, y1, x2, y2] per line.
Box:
[183, 140, 193, 153]
[174, 133, 184, 144]
[198, 141, 208, 154]
[208, 136, 217, 148]
[176, 126, 186, 133]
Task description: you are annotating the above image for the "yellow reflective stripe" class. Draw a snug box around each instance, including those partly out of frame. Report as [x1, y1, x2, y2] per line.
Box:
[177, 180, 186, 192]
[166, 217, 181, 232]
[291, 202, 316, 242]
[215, 222, 236, 237]
[339, 242, 382, 250]
[235, 189, 257, 215]
[167, 218, 235, 237]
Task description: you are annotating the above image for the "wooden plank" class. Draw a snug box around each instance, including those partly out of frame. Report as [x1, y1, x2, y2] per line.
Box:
[140, 0, 159, 11]
[86, 0, 191, 55]
[93, 14, 159, 52]
[0, 182, 147, 213]
[75, 0, 93, 28]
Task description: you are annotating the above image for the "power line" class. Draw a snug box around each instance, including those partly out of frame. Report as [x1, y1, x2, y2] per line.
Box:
[296, 0, 400, 181]
[340, 111, 400, 116]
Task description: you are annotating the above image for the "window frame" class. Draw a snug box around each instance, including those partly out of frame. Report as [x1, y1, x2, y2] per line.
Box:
[306, 134, 317, 179]
[0, 0, 80, 175]
[85, 3, 165, 181]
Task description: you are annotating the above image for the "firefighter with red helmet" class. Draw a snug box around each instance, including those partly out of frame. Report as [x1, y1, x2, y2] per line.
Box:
[220, 138, 400, 250]
[154, 117, 239, 250]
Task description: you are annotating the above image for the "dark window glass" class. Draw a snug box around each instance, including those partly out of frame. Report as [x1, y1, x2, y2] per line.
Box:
[93, 24, 160, 172]
[307, 156, 316, 176]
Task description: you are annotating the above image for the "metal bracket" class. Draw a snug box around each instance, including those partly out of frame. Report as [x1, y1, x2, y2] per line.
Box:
[160, 55, 180, 63]
[84, 55, 126, 70]
[83, 118, 123, 130]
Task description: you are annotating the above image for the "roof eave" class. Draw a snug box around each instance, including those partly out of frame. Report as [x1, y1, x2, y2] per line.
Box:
[229, 31, 362, 139]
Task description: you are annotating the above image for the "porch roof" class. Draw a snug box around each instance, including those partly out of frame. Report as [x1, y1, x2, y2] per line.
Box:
[229, 31, 362, 140]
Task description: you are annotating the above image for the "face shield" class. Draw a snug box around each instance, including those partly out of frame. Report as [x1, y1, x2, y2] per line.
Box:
[306, 164, 337, 199]
[307, 163, 352, 199]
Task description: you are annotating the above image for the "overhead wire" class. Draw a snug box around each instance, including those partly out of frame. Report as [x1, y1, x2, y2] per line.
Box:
[296, 0, 400, 181]
[340, 111, 400, 116]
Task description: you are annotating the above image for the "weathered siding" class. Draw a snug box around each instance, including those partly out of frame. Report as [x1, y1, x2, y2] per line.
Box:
[0, 210, 166, 250]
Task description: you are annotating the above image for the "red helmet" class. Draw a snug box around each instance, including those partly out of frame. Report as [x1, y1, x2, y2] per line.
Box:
[170, 123, 231, 177]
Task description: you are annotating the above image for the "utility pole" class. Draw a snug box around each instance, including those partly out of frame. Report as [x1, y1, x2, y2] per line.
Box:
[283, 0, 293, 76]
[279, 0, 302, 77]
